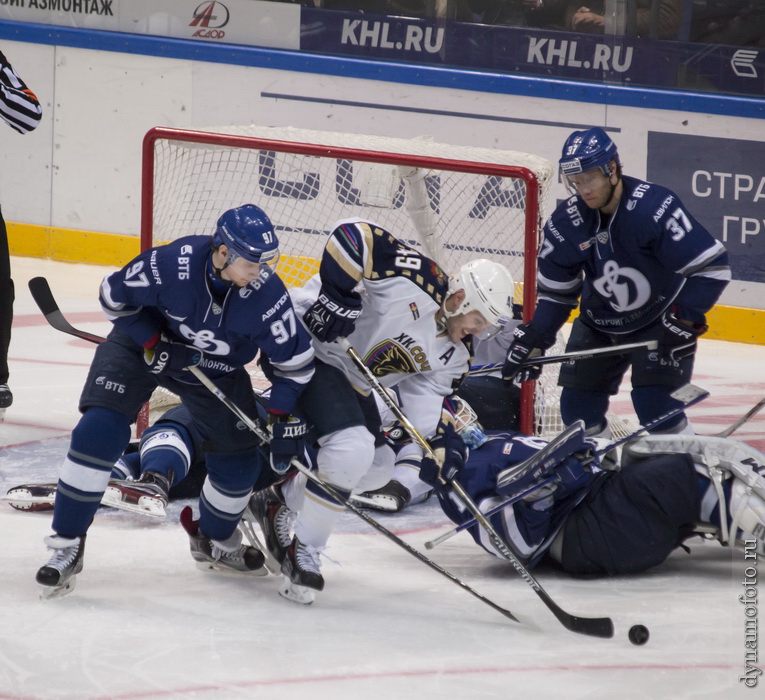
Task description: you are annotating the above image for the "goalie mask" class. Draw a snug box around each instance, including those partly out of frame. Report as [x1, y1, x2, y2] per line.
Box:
[445, 259, 514, 340]
[447, 396, 487, 450]
[212, 204, 280, 269]
[559, 127, 620, 195]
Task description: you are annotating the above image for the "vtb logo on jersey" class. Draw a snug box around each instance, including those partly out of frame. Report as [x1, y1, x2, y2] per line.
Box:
[593, 260, 650, 312]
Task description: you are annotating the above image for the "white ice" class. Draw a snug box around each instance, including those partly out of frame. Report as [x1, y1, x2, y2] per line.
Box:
[0, 258, 763, 700]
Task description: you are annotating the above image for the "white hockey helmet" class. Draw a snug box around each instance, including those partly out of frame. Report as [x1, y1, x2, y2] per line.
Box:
[445, 259, 514, 338]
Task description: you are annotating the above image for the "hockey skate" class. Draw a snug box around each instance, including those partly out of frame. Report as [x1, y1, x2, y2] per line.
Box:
[102, 471, 171, 519]
[279, 536, 324, 605]
[351, 480, 413, 513]
[241, 484, 293, 574]
[2, 483, 58, 511]
[36, 534, 86, 600]
[0, 384, 12, 421]
[180, 506, 267, 576]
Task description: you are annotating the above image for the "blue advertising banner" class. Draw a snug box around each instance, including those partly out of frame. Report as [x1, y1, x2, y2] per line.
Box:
[647, 132, 765, 284]
[300, 8, 765, 99]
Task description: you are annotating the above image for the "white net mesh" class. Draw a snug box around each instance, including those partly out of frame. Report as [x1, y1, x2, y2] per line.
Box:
[143, 124, 608, 437]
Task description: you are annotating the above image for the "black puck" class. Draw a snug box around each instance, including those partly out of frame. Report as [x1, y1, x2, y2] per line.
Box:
[628, 624, 649, 645]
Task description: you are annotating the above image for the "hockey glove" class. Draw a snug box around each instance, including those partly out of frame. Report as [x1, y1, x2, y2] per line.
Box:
[268, 412, 307, 475]
[144, 335, 204, 375]
[658, 309, 707, 362]
[502, 323, 548, 383]
[303, 286, 362, 343]
[419, 427, 467, 488]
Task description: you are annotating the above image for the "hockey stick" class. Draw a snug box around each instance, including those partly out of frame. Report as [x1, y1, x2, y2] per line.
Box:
[187, 365, 521, 624]
[714, 396, 765, 438]
[424, 421, 585, 550]
[468, 340, 658, 375]
[338, 337, 614, 638]
[593, 383, 709, 458]
[28, 277, 107, 344]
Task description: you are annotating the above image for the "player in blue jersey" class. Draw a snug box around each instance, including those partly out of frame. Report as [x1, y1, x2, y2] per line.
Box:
[421, 399, 765, 575]
[35, 204, 315, 598]
[502, 127, 731, 439]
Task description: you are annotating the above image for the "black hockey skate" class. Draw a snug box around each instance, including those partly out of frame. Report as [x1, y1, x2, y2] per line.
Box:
[351, 480, 412, 513]
[0, 384, 12, 421]
[280, 536, 324, 605]
[102, 471, 171, 518]
[242, 483, 293, 573]
[180, 506, 267, 576]
[36, 534, 86, 599]
[2, 483, 58, 511]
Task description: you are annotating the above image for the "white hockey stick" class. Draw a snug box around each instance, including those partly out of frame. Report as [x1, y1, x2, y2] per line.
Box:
[468, 340, 659, 375]
[337, 337, 614, 638]
[187, 364, 523, 624]
[714, 396, 765, 438]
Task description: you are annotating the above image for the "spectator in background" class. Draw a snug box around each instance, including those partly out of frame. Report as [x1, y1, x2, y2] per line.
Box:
[464, 0, 568, 28]
[693, 1, 765, 47]
[0, 49, 42, 418]
[565, 0, 683, 39]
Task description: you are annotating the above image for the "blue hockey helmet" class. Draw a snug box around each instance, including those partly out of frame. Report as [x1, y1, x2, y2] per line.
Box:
[559, 127, 620, 181]
[212, 204, 280, 268]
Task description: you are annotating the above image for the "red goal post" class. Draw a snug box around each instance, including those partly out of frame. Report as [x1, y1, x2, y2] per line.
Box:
[141, 125, 555, 435]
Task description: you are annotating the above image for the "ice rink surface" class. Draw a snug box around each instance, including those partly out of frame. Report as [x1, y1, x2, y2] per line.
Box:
[1, 258, 763, 700]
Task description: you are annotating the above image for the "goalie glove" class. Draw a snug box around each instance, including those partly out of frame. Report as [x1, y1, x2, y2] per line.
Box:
[658, 308, 707, 362]
[268, 411, 307, 475]
[419, 427, 467, 488]
[501, 323, 549, 383]
[303, 285, 362, 343]
[144, 334, 204, 376]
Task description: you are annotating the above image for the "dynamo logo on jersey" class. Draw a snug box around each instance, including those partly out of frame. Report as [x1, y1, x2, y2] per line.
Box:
[178, 325, 231, 355]
[592, 260, 651, 312]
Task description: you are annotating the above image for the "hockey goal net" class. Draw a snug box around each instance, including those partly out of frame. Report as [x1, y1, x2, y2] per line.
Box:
[142, 125, 570, 436]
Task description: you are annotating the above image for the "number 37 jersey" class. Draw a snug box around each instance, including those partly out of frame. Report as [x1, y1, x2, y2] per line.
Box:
[536, 175, 730, 334]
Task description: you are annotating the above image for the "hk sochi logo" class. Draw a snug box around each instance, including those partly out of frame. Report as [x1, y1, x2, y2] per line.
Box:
[190, 2, 230, 39]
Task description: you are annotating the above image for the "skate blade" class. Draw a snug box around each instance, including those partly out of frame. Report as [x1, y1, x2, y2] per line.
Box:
[193, 560, 269, 577]
[102, 488, 166, 519]
[240, 511, 282, 575]
[1, 492, 55, 512]
[278, 578, 317, 605]
[39, 576, 77, 600]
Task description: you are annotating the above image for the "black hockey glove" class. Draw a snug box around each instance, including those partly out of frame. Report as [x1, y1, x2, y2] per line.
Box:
[502, 323, 548, 383]
[268, 412, 308, 474]
[303, 286, 362, 343]
[658, 309, 707, 362]
[419, 427, 467, 488]
[144, 336, 204, 375]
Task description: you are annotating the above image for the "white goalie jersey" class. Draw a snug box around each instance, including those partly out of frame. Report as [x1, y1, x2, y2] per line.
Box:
[290, 219, 471, 440]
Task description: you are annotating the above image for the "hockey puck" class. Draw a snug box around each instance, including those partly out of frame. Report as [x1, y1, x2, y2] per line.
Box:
[628, 624, 649, 646]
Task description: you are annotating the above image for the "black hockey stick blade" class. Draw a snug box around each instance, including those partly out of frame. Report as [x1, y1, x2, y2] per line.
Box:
[28, 277, 105, 345]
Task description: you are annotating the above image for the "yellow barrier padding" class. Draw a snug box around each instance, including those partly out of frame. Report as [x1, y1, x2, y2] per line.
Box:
[8, 222, 764, 345]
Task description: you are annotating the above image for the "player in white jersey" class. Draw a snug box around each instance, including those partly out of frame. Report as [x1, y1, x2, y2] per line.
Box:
[254, 218, 515, 603]
[352, 319, 524, 513]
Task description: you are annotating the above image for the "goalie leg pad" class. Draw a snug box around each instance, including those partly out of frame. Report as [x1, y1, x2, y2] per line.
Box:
[624, 434, 765, 547]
